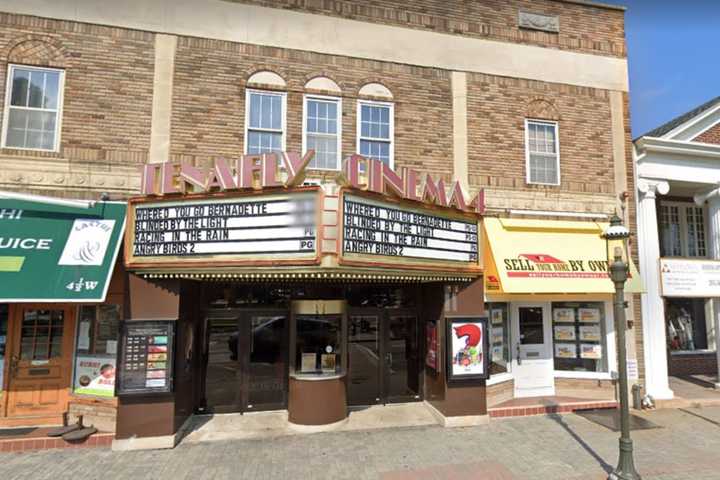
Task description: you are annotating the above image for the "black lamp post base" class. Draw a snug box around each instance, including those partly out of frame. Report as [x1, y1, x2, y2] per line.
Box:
[608, 438, 642, 480]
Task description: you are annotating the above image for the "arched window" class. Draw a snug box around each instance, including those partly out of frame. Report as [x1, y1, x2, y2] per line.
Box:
[303, 77, 342, 170]
[357, 83, 394, 167]
[244, 71, 287, 154]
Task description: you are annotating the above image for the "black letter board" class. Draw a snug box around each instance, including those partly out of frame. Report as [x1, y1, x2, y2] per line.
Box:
[117, 320, 175, 395]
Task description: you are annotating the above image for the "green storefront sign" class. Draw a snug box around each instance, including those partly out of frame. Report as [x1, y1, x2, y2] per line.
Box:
[0, 199, 126, 302]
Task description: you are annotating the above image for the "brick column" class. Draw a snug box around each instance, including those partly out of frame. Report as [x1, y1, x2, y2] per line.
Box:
[637, 178, 674, 400]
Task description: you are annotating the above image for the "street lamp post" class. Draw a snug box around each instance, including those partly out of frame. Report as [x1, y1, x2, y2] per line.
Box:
[603, 214, 641, 480]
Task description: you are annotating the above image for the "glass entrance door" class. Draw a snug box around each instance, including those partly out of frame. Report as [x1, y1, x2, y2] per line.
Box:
[348, 309, 420, 406]
[348, 313, 381, 405]
[203, 310, 242, 413]
[245, 312, 288, 411]
[384, 311, 420, 403]
[202, 309, 288, 413]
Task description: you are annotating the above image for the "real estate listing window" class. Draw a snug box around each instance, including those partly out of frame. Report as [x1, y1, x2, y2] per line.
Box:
[552, 302, 608, 373]
[2, 65, 64, 151]
[525, 119, 560, 185]
[486, 303, 510, 374]
[659, 201, 707, 257]
[245, 90, 286, 155]
[303, 95, 341, 170]
[357, 101, 393, 167]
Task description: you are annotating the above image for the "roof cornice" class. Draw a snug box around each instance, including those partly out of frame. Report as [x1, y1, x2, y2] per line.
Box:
[635, 136, 720, 159]
[555, 0, 626, 12]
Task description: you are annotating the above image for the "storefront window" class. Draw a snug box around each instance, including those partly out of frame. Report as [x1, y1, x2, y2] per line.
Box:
[295, 315, 342, 374]
[552, 302, 608, 373]
[486, 303, 510, 374]
[0, 304, 7, 391]
[73, 305, 120, 397]
[666, 298, 708, 351]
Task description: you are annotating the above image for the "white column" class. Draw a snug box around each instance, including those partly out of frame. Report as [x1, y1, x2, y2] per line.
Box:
[695, 189, 720, 388]
[637, 178, 674, 399]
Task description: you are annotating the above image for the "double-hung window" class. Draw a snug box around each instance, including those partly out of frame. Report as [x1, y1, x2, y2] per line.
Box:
[357, 101, 393, 167]
[304, 96, 341, 170]
[2, 65, 64, 151]
[245, 90, 285, 154]
[525, 119, 560, 185]
[659, 201, 707, 257]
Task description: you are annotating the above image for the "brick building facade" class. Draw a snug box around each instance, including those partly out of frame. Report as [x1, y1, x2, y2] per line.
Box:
[0, 0, 641, 445]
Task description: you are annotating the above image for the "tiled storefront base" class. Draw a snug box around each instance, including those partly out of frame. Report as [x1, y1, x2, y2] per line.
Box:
[488, 397, 617, 418]
[0, 432, 114, 453]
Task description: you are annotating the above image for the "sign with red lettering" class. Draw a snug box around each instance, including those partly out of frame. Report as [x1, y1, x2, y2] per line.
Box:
[138, 152, 485, 215]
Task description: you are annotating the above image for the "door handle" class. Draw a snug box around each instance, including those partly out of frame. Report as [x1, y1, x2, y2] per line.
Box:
[385, 353, 392, 366]
[516, 343, 521, 366]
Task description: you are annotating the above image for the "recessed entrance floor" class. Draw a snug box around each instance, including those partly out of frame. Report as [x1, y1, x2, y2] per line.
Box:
[180, 403, 438, 444]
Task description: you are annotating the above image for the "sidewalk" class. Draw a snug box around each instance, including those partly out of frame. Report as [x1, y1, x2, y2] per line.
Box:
[2, 407, 720, 480]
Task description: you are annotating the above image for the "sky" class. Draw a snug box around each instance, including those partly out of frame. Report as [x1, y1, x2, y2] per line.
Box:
[603, 0, 720, 137]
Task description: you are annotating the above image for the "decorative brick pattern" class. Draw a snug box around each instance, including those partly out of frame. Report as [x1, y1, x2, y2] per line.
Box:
[694, 122, 720, 145]
[225, 0, 627, 58]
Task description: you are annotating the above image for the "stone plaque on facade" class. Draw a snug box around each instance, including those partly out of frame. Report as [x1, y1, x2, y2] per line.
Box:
[518, 11, 560, 33]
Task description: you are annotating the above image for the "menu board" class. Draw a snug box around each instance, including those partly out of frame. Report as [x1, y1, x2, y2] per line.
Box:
[342, 195, 478, 263]
[130, 193, 317, 260]
[117, 321, 174, 395]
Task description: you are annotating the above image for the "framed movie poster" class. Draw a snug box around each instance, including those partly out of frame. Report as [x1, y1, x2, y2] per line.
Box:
[446, 316, 490, 381]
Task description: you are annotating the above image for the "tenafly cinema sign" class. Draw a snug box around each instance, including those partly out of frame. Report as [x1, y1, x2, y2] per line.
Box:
[139, 151, 485, 214]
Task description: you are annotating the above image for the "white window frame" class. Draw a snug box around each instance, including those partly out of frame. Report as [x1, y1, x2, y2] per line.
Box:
[659, 200, 708, 258]
[356, 99, 394, 169]
[302, 94, 342, 171]
[2, 64, 65, 152]
[244, 88, 287, 155]
[524, 119, 560, 186]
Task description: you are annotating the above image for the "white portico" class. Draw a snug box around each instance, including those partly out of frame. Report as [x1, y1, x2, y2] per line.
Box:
[635, 96, 720, 399]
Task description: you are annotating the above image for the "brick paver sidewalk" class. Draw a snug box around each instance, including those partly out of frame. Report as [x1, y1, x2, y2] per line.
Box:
[2, 407, 720, 479]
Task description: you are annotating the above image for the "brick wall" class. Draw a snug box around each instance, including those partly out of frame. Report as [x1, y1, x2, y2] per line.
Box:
[668, 352, 719, 377]
[0, 13, 155, 166]
[693, 122, 720, 145]
[466, 73, 615, 196]
[170, 38, 453, 179]
[555, 378, 616, 400]
[226, 0, 626, 57]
